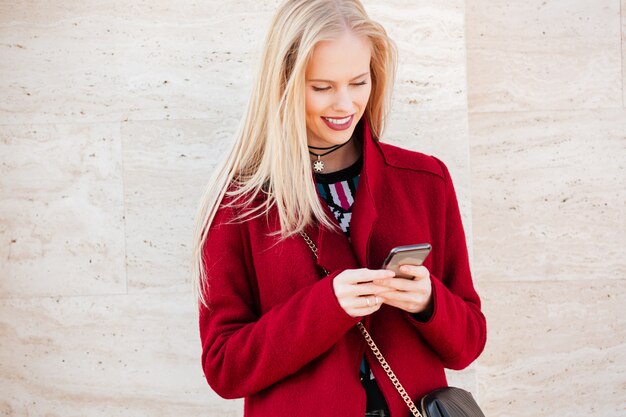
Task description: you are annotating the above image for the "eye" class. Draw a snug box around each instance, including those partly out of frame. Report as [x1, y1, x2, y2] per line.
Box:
[312, 86, 331, 92]
[352, 81, 368, 86]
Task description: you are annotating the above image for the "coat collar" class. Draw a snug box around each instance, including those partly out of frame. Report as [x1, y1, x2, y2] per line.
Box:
[311, 117, 384, 272]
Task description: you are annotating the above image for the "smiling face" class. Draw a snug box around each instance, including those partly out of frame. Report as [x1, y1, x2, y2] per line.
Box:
[304, 31, 372, 148]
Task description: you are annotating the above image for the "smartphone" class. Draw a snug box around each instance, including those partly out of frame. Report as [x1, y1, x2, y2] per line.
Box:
[381, 244, 432, 279]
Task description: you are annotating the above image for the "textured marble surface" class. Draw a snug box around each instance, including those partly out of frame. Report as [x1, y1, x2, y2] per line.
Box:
[366, 0, 468, 111]
[477, 280, 626, 417]
[122, 118, 236, 293]
[0, 123, 126, 298]
[470, 108, 626, 282]
[0, 293, 242, 416]
[623, 0, 626, 106]
[0, 1, 280, 125]
[466, 0, 622, 112]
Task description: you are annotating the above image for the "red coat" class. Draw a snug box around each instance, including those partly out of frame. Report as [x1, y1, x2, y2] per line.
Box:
[199, 118, 487, 417]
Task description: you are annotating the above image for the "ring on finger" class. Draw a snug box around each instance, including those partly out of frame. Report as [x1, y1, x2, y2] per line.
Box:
[365, 297, 371, 307]
[374, 296, 380, 305]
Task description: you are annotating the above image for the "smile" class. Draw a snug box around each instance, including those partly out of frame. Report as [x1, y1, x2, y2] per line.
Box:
[321, 114, 354, 131]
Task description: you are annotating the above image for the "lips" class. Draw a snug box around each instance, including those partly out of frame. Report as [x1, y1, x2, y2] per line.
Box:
[321, 114, 354, 131]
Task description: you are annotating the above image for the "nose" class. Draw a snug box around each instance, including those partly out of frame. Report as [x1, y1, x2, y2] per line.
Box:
[332, 86, 353, 113]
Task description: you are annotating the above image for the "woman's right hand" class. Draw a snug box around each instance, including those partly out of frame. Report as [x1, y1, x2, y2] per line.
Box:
[333, 268, 396, 317]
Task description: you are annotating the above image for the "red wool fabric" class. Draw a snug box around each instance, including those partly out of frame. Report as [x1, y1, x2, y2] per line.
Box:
[199, 118, 487, 417]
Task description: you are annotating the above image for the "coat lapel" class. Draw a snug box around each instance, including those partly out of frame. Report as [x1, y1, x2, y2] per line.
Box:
[313, 117, 382, 272]
[316, 201, 359, 272]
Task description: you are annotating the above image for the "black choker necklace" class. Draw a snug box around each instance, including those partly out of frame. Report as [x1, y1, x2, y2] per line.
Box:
[308, 135, 354, 173]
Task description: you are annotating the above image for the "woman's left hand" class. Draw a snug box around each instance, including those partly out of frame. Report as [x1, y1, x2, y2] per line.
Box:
[372, 265, 432, 314]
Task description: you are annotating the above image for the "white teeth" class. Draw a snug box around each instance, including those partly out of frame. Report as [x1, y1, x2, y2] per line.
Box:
[323, 115, 351, 125]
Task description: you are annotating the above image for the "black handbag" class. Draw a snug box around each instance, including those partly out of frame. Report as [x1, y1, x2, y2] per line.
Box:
[300, 232, 486, 417]
[420, 387, 485, 417]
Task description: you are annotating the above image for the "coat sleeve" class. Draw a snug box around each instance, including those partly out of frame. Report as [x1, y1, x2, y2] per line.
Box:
[405, 157, 487, 370]
[198, 202, 360, 399]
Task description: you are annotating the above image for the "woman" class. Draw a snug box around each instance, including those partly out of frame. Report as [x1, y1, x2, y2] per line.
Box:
[192, 1, 487, 416]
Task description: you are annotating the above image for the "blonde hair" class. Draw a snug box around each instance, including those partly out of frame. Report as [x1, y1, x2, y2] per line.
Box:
[192, 0, 397, 306]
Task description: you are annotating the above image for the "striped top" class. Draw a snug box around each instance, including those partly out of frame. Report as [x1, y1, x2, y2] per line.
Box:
[314, 156, 362, 238]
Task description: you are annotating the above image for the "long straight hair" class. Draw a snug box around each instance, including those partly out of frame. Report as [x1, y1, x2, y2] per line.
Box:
[192, 0, 397, 306]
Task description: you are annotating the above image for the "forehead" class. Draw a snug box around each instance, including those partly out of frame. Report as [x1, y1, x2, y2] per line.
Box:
[305, 31, 372, 80]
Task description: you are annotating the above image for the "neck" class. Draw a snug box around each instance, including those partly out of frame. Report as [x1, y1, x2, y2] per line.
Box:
[309, 137, 362, 173]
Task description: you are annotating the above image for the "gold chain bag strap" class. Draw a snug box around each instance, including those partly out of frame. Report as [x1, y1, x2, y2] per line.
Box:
[300, 231, 485, 417]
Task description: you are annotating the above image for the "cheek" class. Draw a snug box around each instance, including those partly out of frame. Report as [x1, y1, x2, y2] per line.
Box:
[305, 93, 330, 124]
[357, 85, 372, 108]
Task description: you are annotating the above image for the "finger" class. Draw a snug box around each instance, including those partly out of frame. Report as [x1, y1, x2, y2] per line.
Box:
[345, 298, 383, 316]
[379, 290, 428, 305]
[334, 282, 390, 300]
[359, 294, 376, 308]
[341, 268, 396, 284]
[372, 277, 425, 292]
[351, 283, 394, 297]
[348, 306, 382, 317]
[378, 297, 421, 313]
[399, 265, 429, 279]
[353, 295, 383, 309]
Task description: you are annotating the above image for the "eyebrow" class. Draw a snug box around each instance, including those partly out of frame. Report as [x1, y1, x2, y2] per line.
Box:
[307, 71, 370, 83]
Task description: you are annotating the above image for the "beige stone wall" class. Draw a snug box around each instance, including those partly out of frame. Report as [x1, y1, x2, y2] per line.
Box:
[0, 1, 623, 416]
[467, 1, 626, 415]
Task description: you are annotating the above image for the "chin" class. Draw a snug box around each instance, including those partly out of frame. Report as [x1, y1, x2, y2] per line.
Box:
[319, 125, 355, 145]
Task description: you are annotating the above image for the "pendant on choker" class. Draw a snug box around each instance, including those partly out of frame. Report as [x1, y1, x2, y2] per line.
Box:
[309, 135, 354, 173]
[313, 158, 325, 173]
